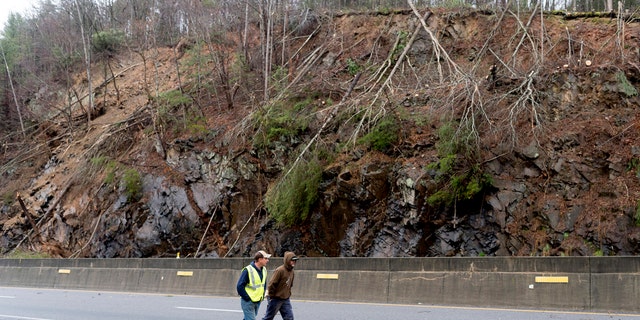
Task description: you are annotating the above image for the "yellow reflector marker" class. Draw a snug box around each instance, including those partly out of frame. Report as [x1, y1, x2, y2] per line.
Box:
[535, 276, 568, 283]
[58, 269, 71, 274]
[316, 273, 339, 280]
[177, 271, 194, 277]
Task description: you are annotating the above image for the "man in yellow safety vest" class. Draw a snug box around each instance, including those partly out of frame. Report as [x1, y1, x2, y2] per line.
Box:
[236, 250, 271, 320]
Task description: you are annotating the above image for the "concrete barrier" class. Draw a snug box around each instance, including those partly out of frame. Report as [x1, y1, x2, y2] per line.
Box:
[0, 257, 637, 313]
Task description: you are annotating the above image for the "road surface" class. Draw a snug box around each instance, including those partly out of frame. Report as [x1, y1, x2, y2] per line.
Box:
[0, 287, 638, 320]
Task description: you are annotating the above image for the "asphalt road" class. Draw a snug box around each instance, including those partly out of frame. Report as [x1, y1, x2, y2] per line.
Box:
[0, 287, 639, 320]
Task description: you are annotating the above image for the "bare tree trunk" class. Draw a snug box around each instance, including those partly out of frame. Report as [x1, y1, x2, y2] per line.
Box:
[282, 0, 288, 65]
[243, 0, 250, 61]
[107, 59, 120, 103]
[263, 0, 275, 101]
[172, 45, 184, 91]
[540, 4, 544, 65]
[75, 0, 94, 122]
[0, 41, 26, 139]
[132, 50, 152, 98]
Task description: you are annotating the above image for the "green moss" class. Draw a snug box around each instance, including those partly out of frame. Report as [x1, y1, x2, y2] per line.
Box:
[616, 71, 638, 97]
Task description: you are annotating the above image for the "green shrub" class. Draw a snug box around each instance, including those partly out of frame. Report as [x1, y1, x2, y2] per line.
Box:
[391, 31, 409, 60]
[265, 159, 322, 227]
[635, 200, 640, 226]
[122, 168, 143, 202]
[157, 89, 193, 109]
[187, 123, 208, 137]
[154, 89, 201, 135]
[271, 66, 289, 92]
[435, 122, 459, 157]
[397, 107, 430, 127]
[427, 167, 492, 207]
[358, 115, 399, 152]
[346, 58, 361, 76]
[90, 156, 110, 167]
[91, 157, 119, 185]
[426, 121, 492, 207]
[627, 157, 640, 177]
[293, 97, 313, 112]
[92, 157, 142, 202]
[253, 99, 311, 149]
[426, 190, 452, 207]
[91, 29, 125, 55]
[182, 112, 209, 139]
[2, 191, 14, 205]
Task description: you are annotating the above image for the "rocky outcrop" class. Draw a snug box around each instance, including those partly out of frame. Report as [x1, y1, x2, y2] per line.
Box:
[2, 10, 640, 258]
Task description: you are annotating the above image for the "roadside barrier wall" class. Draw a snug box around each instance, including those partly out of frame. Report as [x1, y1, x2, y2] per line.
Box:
[0, 257, 637, 313]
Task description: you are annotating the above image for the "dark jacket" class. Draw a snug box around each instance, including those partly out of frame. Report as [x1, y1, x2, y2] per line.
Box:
[267, 251, 296, 299]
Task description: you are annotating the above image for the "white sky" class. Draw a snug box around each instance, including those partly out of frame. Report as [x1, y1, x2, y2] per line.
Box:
[0, 1, 38, 29]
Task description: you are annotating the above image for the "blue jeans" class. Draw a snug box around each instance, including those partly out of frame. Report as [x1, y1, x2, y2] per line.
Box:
[261, 297, 294, 320]
[241, 298, 261, 320]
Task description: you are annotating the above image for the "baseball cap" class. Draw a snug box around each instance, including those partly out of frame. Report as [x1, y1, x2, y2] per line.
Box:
[256, 250, 272, 259]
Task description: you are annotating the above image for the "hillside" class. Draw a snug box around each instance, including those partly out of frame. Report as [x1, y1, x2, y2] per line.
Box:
[2, 7, 640, 258]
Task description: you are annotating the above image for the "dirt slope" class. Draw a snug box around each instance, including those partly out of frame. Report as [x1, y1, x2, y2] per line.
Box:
[2, 8, 640, 257]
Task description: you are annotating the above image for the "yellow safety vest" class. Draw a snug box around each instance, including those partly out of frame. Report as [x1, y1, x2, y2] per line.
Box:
[244, 264, 267, 302]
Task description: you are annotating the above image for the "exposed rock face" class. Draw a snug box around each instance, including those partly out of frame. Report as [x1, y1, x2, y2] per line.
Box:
[1, 9, 640, 258]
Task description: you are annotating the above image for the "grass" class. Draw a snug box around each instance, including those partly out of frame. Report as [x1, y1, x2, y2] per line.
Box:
[4, 249, 50, 259]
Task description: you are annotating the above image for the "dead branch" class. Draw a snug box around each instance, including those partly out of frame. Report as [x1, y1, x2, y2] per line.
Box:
[285, 23, 322, 68]
[71, 62, 142, 117]
[409, 4, 463, 81]
[469, 5, 510, 75]
[509, 4, 541, 67]
[507, 70, 540, 146]
[362, 31, 404, 91]
[16, 193, 38, 235]
[489, 48, 518, 78]
[68, 211, 105, 258]
[284, 73, 361, 180]
[349, 8, 434, 146]
[367, 15, 395, 64]
[616, 4, 626, 61]
[373, 10, 433, 97]
[224, 202, 263, 258]
[40, 182, 73, 225]
[277, 46, 327, 101]
[195, 204, 221, 258]
[10, 181, 73, 255]
[228, 44, 328, 147]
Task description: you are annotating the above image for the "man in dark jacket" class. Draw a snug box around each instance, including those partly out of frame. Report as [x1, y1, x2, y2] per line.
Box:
[237, 250, 271, 320]
[262, 251, 298, 320]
